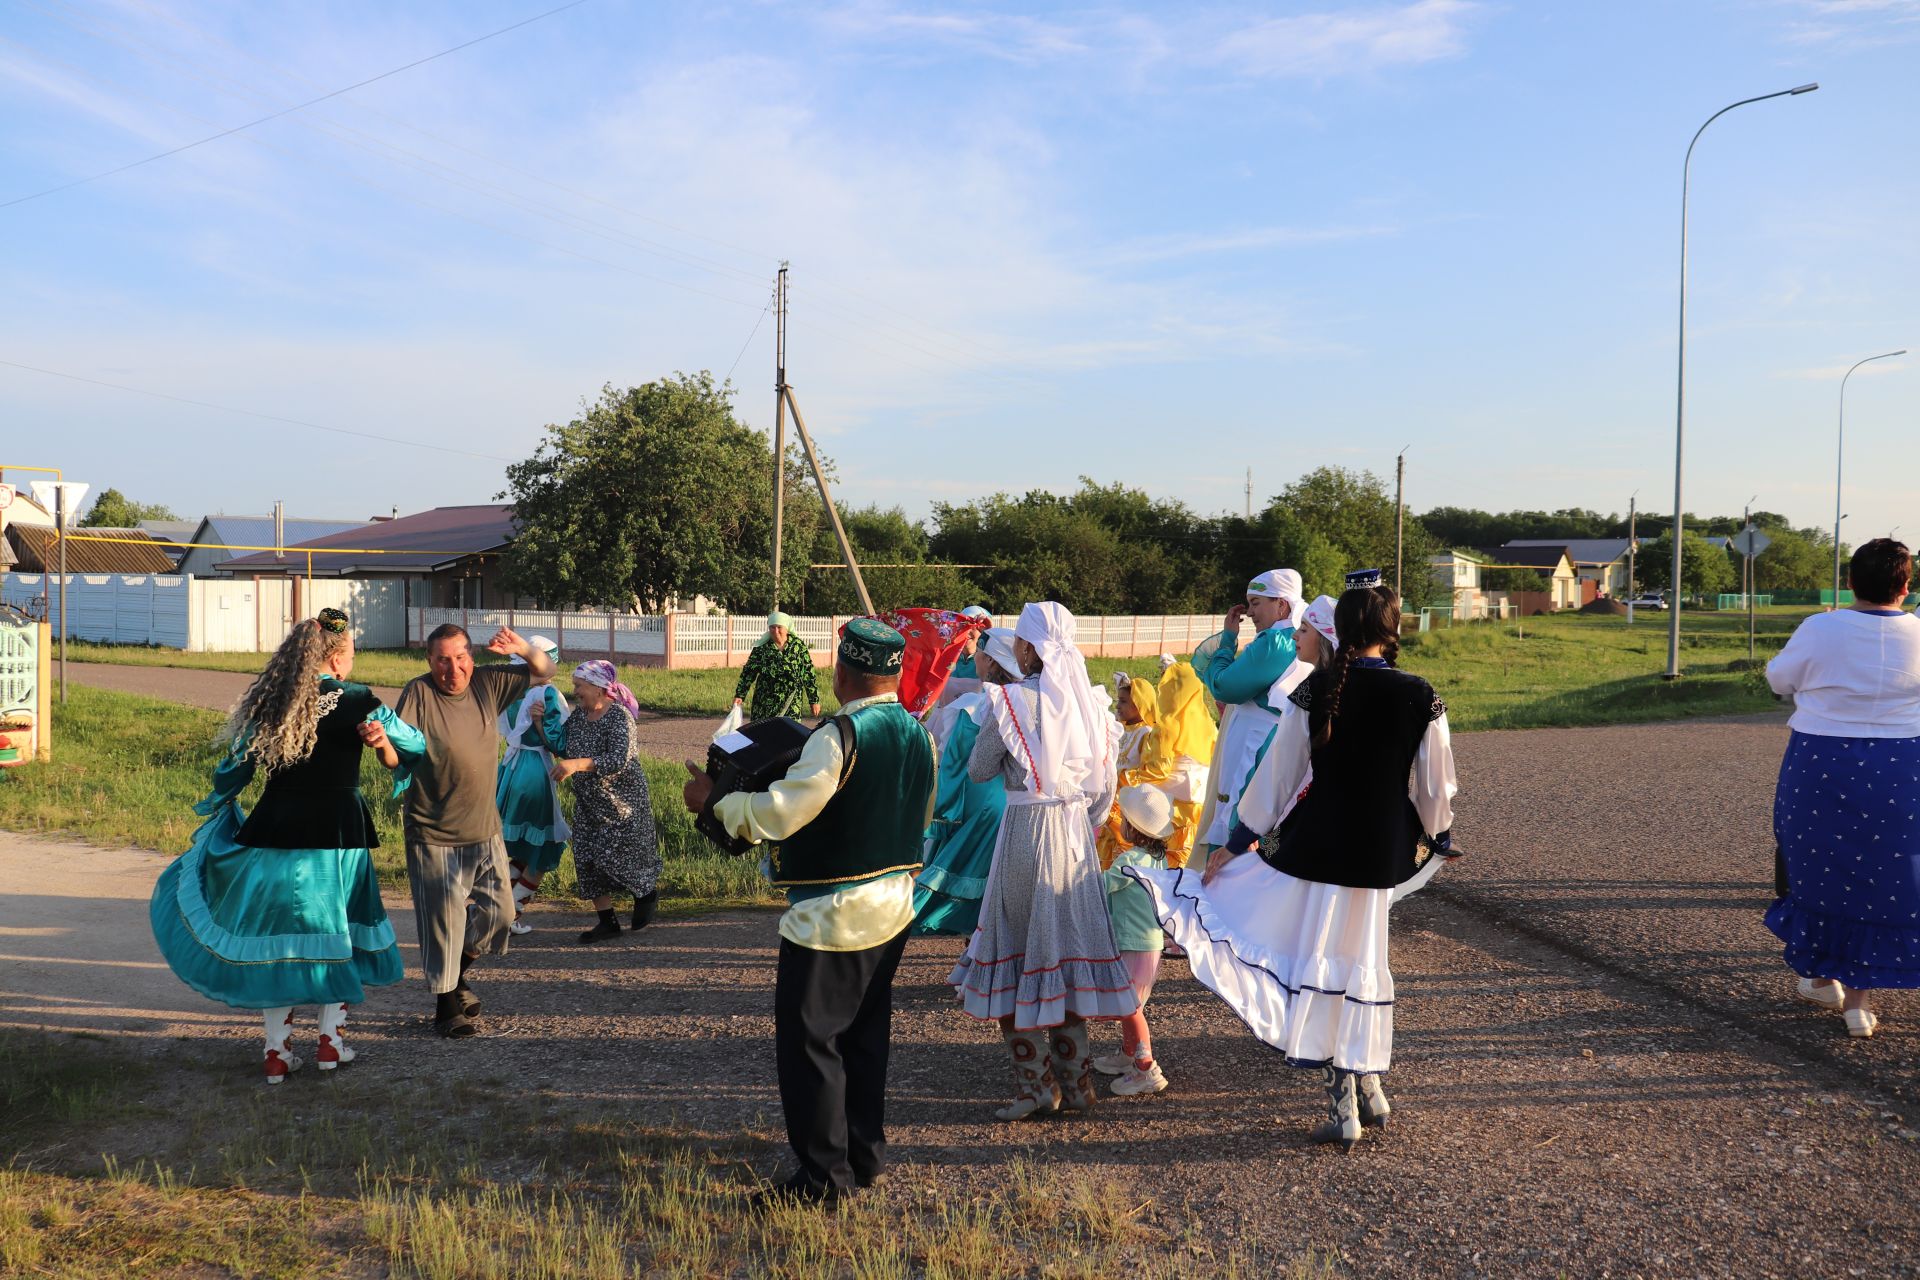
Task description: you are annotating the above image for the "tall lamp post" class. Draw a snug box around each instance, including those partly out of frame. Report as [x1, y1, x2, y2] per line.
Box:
[1833, 349, 1907, 604]
[1665, 82, 1818, 679]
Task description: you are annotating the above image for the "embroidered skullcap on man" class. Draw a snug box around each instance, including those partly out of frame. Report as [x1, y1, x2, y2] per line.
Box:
[838, 617, 907, 676]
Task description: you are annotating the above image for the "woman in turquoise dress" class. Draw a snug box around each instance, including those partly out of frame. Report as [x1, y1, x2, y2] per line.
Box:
[496, 635, 569, 934]
[912, 627, 1018, 936]
[149, 609, 424, 1085]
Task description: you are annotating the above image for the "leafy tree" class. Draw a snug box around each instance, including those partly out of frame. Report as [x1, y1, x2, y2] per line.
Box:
[1750, 525, 1840, 592]
[501, 373, 822, 612]
[1278, 467, 1443, 608]
[800, 505, 981, 615]
[80, 488, 177, 527]
[1637, 530, 1738, 598]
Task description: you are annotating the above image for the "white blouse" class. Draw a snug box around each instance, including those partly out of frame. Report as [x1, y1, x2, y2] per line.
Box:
[1767, 609, 1920, 739]
[1234, 702, 1457, 840]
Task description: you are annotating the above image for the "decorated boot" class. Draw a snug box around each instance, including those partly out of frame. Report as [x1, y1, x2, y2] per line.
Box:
[316, 1002, 357, 1071]
[509, 877, 537, 936]
[995, 1029, 1060, 1121]
[1048, 1020, 1098, 1113]
[262, 1007, 302, 1086]
[1358, 1074, 1391, 1129]
[1311, 1067, 1363, 1151]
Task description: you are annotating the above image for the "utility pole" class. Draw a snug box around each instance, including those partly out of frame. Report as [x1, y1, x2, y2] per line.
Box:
[771, 263, 788, 609]
[1744, 495, 1757, 661]
[1627, 493, 1638, 620]
[55, 485, 67, 704]
[1244, 467, 1252, 520]
[1393, 447, 1408, 595]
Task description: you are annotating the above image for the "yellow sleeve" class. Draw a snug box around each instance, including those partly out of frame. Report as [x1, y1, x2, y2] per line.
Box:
[712, 723, 844, 845]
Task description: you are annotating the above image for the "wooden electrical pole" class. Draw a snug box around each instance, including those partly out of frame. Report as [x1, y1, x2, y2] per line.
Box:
[783, 385, 874, 616]
[1627, 493, 1638, 621]
[1394, 447, 1407, 594]
[771, 263, 788, 608]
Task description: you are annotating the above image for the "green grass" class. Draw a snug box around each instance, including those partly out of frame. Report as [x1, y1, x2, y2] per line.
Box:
[0, 1029, 1336, 1279]
[1398, 606, 1799, 731]
[0, 685, 773, 911]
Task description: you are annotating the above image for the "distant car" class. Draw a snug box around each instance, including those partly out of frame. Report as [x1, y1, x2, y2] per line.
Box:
[1625, 593, 1669, 611]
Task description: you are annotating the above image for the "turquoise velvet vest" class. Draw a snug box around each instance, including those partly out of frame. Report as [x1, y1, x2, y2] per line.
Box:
[769, 700, 936, 889]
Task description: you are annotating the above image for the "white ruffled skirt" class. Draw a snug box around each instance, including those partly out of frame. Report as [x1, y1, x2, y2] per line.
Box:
[1125, 854, 1397, 1074]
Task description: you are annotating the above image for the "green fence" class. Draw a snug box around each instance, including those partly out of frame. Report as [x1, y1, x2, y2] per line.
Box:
[1715, 594, 1774, 610]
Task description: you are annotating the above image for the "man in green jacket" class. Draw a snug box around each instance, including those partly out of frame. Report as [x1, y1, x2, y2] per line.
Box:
[684, 618, 936, 1205]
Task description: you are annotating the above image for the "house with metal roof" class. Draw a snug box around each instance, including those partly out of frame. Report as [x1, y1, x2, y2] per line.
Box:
[1505, 538, 1638, 597]
[174, 515, 376, 578]
[217, 505, 517, 609]
[5, 524, 178, 574]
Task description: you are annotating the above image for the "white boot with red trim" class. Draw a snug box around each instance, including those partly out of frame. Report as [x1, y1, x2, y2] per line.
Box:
[262, 1007, 303, 1085]
[316, 1002, 356, 1071]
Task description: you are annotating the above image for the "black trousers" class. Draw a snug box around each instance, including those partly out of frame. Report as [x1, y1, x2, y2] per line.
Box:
[773, 926, 909, 1190]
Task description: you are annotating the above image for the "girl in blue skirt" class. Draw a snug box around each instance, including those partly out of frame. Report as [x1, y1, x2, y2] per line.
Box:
[150, 609, 424, 1084]
[496, 635, 569, 933]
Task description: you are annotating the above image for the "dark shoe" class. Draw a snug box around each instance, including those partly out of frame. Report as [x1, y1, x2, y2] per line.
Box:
[1311, 1067, 1363, 1151]
[854, 1170, 884, 1190]
[578, 918, 624, 945]
[630, 891, 659, 931]
[453, 982, 480, 1018]
[753, 1172, 841, 1209]
[435, 1012, 476, 1039]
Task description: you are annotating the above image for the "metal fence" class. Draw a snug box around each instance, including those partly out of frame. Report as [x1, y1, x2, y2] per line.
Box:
[412, 607, 667, 658]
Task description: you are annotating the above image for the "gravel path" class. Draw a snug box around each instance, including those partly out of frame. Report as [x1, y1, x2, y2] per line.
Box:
[13, 702, 1920, 1274]
[63, 662, 721, 760]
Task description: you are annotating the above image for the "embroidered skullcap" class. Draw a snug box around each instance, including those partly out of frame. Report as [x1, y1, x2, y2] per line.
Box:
[1344, 568, 1384, 591]
[838, 617, 906, 676]
[1117, 784, 1176, 841]
[960, 605, 992, 620]
[316, 607, 350, 634]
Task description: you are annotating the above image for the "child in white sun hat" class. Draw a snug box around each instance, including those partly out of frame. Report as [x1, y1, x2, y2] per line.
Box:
[1097, 783, 1178, 1097]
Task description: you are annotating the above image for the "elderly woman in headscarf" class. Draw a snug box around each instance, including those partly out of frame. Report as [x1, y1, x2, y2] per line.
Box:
[949, 602, 1137, 1121]
[540, 660, 662, 944]
[1195, 568, 1305, 856]
[733, 611, 821, 722]
[912, 627, 1021, 937]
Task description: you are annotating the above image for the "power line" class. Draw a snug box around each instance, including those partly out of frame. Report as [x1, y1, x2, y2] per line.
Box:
[0, 358, 518, 462]
[0, 0, 593, 210]
[726, 291, 776, 385]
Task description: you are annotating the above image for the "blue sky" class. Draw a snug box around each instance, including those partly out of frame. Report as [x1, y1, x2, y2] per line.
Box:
[2, 0, 1916, 544]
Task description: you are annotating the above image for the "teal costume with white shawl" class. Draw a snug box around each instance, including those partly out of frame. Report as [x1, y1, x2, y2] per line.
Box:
[496, 683, 571, 874]
[1198, 621, 1299, 848]
[149, 678, 423, 1010]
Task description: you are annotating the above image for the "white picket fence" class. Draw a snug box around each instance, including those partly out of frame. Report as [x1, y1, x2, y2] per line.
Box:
[409, 608, 1233, 668]
[2, 574, 405, 651]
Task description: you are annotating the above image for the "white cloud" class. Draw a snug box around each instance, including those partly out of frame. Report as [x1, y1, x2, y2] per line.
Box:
[1779, 0, 1920, 44]
[1214, 0, 1479, 80]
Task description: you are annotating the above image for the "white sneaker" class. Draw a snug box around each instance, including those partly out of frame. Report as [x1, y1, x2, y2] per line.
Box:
[1110, 1061, 1168, 1096]
[1091, 1053, 1134, 1075]
[508, 917, 533, 936]
[1796, 977, 1845, 1011]
[1845, 1008, 1878, 1039]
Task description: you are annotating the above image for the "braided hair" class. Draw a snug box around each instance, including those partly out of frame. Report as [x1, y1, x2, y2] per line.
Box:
[1309, 586, 1402, 750]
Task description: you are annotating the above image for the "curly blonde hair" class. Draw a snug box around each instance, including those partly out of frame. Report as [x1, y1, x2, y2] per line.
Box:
[221, 618, 351, 774]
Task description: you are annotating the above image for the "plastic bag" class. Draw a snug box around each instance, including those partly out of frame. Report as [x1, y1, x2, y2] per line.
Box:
[712, 704, 746, 744]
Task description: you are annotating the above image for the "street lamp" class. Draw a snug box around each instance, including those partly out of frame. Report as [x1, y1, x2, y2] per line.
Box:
[1665, 82, 1818, 678]
[1834, 349, 1907, 603]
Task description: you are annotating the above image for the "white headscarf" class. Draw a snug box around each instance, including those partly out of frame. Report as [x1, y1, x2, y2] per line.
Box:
[979, 626, 1021, 680]
[1010, 601, 1110, 799]
[1247, 568, 1306, 629]
[1300, 595, 1339, 649]
[1267, 593, 1340, 707]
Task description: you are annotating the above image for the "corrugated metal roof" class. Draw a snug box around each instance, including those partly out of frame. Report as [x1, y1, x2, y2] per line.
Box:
[219, 504, 516, 575]
[7, 525, 178, 574]
[0, 538, 15, 567]
[192, 516, 373, 555]
[1506, 538, 1636, 565]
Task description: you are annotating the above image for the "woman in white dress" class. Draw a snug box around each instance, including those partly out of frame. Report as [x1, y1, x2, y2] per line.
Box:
[948, 601, 1137, 1120]
[1128, 573, 1458, 1150]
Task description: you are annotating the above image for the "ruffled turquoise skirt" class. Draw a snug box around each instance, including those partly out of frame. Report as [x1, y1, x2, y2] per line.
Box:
[497, 752, 569, 874]
[912, 815, 1000, 937]
[149, 801, 404, 1010]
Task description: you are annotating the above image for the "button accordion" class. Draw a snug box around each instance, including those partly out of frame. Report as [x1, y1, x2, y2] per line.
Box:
[695, 716, 819, 856]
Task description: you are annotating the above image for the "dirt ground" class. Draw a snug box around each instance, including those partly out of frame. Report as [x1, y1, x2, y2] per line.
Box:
[8, 703, 1920, 1277]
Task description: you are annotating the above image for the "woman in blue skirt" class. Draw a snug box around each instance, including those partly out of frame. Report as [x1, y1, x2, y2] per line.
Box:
[496, 635, 569, 934]
[150, 609, 423, 1083]
[1766, 538, 1920, 1039]
[912, 628, 1019, 936]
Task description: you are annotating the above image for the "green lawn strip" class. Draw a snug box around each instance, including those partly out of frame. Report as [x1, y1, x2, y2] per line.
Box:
[0, 1027, 1329, 1279]
[0, 685, 774, 911]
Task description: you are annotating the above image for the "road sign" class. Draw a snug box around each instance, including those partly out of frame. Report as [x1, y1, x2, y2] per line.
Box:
[1731, 528, 1771, 558]
[27, 481, 88, 525]
[0, 484, 13, 509]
